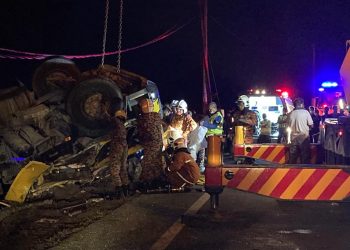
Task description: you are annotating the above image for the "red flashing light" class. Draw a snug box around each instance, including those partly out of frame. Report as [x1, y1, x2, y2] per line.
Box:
[281, 91, 289, 98]
[276, 89, 282, 92]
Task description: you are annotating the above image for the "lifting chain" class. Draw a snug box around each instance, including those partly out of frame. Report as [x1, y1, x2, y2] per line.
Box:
[101, 0, 110, 67]
[116, 0, 124, 73]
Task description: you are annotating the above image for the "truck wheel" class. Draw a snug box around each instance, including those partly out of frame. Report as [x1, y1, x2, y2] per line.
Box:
[32, 57, 80, 98]
[66, 78, 123, 138]
[210, 193, 219, 210]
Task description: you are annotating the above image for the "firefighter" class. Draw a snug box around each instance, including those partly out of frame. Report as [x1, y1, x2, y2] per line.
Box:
[137, 98, 166, 188]
[165, 99, 197, 143]
[232, 95, 258, 144]
[287, 97, 313, 164]
[165, 137, 200, 189]
[108, 98, 129, 198]
[162, 103, 173, 127]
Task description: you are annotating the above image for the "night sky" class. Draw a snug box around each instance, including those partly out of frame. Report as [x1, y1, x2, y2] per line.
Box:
[1, 0, 350, 112]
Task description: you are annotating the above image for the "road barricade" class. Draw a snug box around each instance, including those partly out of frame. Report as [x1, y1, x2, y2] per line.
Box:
[323, 119, 350, 165]
[205, 134, 350, 210]
[233, 143, 322, 164]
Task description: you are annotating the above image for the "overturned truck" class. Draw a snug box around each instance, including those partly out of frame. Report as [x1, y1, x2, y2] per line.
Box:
[0, 58, 162, 201]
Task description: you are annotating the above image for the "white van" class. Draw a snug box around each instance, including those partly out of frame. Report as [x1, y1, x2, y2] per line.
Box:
[249, 95, 293, 137]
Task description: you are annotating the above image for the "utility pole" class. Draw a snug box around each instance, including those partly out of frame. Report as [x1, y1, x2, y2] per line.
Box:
[199, 0, 210, 114]
[312, 43, 316, 98]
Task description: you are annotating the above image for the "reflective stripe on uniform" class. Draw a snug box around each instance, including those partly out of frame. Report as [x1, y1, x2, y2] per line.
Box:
[207, 112, 223, 135]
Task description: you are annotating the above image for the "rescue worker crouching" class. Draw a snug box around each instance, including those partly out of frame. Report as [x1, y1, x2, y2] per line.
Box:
[232, 95, 258, 144]
[165, 137, 200, 189]
[108, 98, 130, 198]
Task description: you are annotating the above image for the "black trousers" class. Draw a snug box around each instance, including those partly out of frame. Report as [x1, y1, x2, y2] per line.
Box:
[289, 135, 311, 164]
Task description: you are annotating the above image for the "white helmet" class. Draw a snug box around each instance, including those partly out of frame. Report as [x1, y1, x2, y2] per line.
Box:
[177, 99, 188, 113]
[237, 95, 249, 107]
[170, 100, 179, 107]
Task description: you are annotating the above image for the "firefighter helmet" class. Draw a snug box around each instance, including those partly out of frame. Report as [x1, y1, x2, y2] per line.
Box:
[177, 99, 188, 113]
[171, 100, 179, 108]
[174, 137, 187, 149]
[237, 95, 249, 107]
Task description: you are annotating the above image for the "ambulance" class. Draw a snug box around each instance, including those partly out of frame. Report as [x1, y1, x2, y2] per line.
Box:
[247, 89, 294, 137]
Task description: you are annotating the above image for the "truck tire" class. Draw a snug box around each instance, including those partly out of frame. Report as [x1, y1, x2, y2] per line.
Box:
[32, 57, 80, 98]
[66, 78, 123, 138]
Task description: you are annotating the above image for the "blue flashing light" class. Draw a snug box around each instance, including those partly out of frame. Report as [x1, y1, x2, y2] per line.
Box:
[318, 87, 325, 92]
[321, 81, 338, 88]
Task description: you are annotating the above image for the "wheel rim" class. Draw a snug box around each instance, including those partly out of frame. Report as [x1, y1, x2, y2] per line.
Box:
[83, 93, 106, 119]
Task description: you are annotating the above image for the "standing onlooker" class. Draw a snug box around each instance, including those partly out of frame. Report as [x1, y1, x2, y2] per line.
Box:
[321, 106, 330, 123]
[277, 107, 288, 143]
[257, 113, 271, 143]
[309, 106, 321, 143]
[287, 97, 313, 164]
[331, 105, 340, 119]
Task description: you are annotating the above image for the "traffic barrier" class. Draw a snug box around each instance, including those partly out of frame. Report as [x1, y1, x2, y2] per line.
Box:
[234, 144, 288, 164]
[221, 165, 350, 201]
[323, 121, 350, 164]
[206, 128, 350, 210]
[233, 143, 321, 164]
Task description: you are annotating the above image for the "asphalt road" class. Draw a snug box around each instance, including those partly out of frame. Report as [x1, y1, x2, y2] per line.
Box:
[51, 187, 350, 250]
